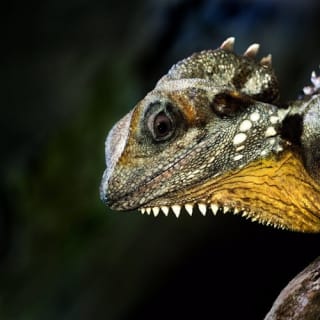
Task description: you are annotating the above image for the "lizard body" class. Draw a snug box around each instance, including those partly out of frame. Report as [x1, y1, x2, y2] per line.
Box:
[100, 37, 320, 232]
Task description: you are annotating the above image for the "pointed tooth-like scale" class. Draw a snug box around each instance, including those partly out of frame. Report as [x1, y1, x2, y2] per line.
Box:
[242, 211, 249, 217]
[311, 71, 320, 87]
[171, 205, 181, 218]
[152, 207, 160, 217]
[140, 208, 146, 214]
[198, 203, 207, 216]
[303, 86, 313, 95]
[223, 206, 229, 214]
[210, 204, 219, 215]
[243, 43, 260, 58]
[220, 37, 235, 51]
[146, 208, 151, 215]
[161, 206, 169, 216]
[233, 208, 240, 214]
[185, 204, 193, 216]
[260, 54, 272, 67]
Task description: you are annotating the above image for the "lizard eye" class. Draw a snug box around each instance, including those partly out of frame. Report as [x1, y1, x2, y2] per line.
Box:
[147, 110, 175, 142]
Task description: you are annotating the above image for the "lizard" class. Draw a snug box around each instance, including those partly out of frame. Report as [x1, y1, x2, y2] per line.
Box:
[99, 37, 320, 233]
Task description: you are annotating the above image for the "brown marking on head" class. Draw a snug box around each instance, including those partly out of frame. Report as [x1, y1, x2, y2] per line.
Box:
[166, 91, 208, 127]
[211, 90, 253, 116]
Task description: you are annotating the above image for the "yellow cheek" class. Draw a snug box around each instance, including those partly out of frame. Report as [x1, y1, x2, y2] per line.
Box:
[175, 149, 320, 232]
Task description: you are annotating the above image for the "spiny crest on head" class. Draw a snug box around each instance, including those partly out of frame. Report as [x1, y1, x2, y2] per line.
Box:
[157, 37, 278, 103]
[303, 68, 320, 96]
[221, 37, 272, 67]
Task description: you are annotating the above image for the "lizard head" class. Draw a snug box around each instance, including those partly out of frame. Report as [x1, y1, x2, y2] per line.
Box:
[100, 38, 320, 232]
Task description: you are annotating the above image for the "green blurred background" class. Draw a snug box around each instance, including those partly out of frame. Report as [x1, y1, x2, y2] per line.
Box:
[3, 1, 320, 319]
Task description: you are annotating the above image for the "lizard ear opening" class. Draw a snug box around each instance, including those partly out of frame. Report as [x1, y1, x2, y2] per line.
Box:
[210, 91, 252, 117]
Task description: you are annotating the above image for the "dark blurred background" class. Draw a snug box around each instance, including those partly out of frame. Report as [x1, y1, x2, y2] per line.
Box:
[2, 0, 320, 319]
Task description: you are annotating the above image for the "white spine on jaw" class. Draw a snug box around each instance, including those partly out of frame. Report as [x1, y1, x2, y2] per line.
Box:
[265, 126, 277, 137]
[233, 133, 247, 146]
[250, 112, 260, 122]
[239, 119, 252, 132]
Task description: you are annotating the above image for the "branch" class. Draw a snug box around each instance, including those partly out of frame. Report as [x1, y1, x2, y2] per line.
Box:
[265, 257, 320, 320]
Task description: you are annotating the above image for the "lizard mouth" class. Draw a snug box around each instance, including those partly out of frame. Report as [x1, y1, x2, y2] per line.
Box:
[138, 202, 282, 228]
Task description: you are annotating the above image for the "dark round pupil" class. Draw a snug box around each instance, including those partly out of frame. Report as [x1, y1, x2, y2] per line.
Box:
[154, 112, 172, 137]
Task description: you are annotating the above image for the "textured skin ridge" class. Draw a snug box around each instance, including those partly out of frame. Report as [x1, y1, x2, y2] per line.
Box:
[100, 38, 320, 233]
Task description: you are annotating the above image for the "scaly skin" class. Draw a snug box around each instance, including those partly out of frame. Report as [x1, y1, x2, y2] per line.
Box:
[100, 37, 320, 232]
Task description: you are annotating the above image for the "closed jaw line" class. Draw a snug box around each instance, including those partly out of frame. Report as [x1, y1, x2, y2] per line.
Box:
[138, 202, 286, 229]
